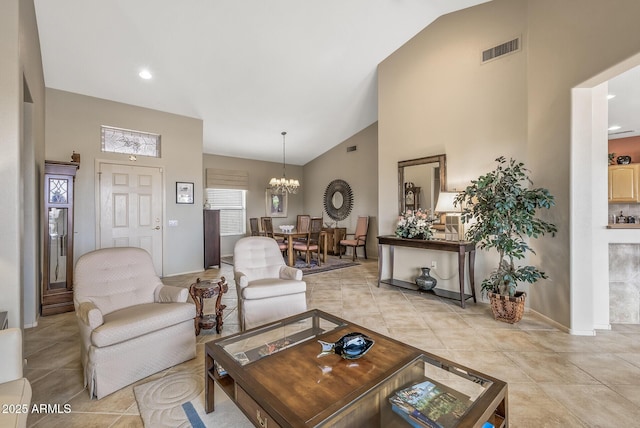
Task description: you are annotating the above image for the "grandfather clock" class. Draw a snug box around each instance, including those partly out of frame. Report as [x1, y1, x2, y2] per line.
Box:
[42, 160, 79, 316]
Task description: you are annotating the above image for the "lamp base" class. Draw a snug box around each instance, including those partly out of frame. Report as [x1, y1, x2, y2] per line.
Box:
[444, 214, 464, 241]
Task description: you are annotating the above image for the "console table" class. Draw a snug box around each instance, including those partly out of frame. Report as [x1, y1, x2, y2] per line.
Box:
[377, 235, 477, 308]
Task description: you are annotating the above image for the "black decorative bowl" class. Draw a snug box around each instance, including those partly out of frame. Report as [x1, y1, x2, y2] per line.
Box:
[617, 155, 631, 165]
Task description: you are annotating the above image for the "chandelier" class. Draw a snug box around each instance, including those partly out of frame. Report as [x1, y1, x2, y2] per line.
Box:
[269, 131, 300, 194]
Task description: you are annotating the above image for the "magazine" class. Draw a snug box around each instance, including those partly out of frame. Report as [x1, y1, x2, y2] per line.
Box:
[257, 338, 294, 357]
[390, 397, 441, 428]
[390, 380, 472, 428]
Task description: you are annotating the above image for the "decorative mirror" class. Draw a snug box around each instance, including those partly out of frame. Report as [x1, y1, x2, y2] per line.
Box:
[324, 179, 354, 221]
[398, 154, 446, 214]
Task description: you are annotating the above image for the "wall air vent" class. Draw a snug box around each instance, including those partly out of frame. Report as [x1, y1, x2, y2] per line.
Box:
[347, 145, 357, 152]
[482, 37, 520, 63]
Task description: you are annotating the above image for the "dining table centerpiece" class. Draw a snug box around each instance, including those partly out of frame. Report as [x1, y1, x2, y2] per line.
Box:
[395, 209, 434, 240]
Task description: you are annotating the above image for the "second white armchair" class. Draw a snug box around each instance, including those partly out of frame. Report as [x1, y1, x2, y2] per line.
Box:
[233, 237, 307, 330]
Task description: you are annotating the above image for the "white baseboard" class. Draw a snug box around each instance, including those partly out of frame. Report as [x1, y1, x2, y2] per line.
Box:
[594, 323, 611, 331]
[528, 308, 575, 334]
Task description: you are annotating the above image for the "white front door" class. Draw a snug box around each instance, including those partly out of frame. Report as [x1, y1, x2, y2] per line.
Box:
[98, 162, 163, 275]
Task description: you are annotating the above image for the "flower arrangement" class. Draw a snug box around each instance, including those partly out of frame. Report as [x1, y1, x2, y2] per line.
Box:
[395, 209, 433, 240]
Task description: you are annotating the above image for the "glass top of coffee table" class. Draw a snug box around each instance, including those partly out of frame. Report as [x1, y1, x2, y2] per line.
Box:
[214, 310, 347, 365]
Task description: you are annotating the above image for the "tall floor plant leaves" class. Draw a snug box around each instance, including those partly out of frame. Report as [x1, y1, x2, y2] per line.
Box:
[455, 157, 557, 297]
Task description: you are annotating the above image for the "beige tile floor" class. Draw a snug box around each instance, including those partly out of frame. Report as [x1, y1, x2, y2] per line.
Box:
[24, 258, 640, 427]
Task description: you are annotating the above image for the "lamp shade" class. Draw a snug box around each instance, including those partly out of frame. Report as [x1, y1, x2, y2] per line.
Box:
[435, 192, 461, 213]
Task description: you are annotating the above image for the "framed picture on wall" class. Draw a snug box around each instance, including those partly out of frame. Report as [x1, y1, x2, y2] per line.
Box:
[265, 189, 287, 217]
[176, 182, 194, 204]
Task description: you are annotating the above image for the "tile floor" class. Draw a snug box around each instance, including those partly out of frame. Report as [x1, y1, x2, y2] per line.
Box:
[24, 258, 640, 427]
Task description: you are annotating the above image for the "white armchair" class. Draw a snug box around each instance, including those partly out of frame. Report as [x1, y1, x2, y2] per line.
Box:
[0, 328, 31, 428]
[233, 237, 307, 331]
[74, 247, 196, 399]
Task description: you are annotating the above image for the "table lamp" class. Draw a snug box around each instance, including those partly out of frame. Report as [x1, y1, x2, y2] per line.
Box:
[435, 192, 464, 241]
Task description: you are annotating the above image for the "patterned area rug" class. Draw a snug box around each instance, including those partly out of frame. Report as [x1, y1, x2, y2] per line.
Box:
[221, 255, 359, 275]
[134, 372, 251, 428]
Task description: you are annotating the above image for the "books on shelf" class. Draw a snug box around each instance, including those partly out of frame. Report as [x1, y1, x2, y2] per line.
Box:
[213, 361, 227, 376]
[389, 380, 472, 428]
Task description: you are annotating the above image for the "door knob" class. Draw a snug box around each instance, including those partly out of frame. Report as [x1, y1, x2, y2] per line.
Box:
[152, 226, 161, 230]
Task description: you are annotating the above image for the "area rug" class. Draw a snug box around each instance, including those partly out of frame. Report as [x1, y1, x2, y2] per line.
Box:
[221, 255, 358, 275]
[134, 372, 252, 428]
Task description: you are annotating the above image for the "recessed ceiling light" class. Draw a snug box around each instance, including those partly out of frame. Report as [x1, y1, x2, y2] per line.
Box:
[138, 70, 152, 80]
[607, 94, 616, 100]
[608, 125, 621, 131]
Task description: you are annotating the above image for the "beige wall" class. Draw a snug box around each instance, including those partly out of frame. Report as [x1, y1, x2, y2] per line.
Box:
[202, 154, 304, 256]
[379, 0, 640, 331]
[528, 0, 640, 332]
[379, 0, 527, 297]
[303, 122, 378, 258]
[0, 0, 46, 328]
[45, 89, 204, 277]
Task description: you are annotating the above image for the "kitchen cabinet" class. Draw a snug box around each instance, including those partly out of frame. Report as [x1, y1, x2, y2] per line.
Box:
[609, 164, 640, 203]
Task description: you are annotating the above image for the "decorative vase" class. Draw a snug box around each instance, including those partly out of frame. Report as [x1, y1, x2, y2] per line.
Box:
[415, 267, 437, 291]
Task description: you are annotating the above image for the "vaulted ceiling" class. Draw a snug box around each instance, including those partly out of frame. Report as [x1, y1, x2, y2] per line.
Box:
[34, 0, 490, 165]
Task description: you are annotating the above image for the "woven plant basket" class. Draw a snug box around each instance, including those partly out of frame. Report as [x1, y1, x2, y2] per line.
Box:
[489, 291, 526, 324]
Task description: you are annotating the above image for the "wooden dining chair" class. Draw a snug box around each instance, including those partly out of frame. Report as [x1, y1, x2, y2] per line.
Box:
[296, 215, 311, 233]
[340, 216, 369, 261]
[261, 217, 287, 255]
[293, 217, 323, 266]
[249, 218, 262, 236]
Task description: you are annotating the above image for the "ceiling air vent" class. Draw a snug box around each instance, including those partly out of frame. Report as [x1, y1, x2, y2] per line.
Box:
[482, 37, 520, 63]
[347, 145, 357, 152]
[609, 130, 634, 136]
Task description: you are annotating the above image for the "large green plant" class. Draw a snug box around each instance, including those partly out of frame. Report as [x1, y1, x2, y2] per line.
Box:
[455, 157, 557, 297]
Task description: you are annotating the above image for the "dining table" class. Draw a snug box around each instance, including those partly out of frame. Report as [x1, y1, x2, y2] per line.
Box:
[272, 230, 328, 267]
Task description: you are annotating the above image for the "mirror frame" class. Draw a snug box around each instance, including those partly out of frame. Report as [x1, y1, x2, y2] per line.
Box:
[324, 179, 354, 221]
[398, 154, 447, 213]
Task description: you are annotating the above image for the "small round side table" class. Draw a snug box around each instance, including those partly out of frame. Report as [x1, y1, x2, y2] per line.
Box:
[189, 277, 228, 335]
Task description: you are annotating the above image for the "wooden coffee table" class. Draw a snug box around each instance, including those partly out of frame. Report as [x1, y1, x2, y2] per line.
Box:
[205, 310, 507, 427]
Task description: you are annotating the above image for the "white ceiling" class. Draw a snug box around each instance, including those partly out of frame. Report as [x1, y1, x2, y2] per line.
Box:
[608, 65, 640, 140]
[34, 0, 490, 165]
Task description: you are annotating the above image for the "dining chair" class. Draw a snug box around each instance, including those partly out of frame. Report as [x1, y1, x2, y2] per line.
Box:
[296, 214, 311, 233]
[294, 214, 312, 249]
[340, 215, 369, 261]
[261, 216, 287, 254]
[293, 217, 323, 266]
[249, 217, 262, 236]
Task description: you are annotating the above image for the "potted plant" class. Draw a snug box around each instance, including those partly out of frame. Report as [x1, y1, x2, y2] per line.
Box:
[455, 157, 557, 323]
